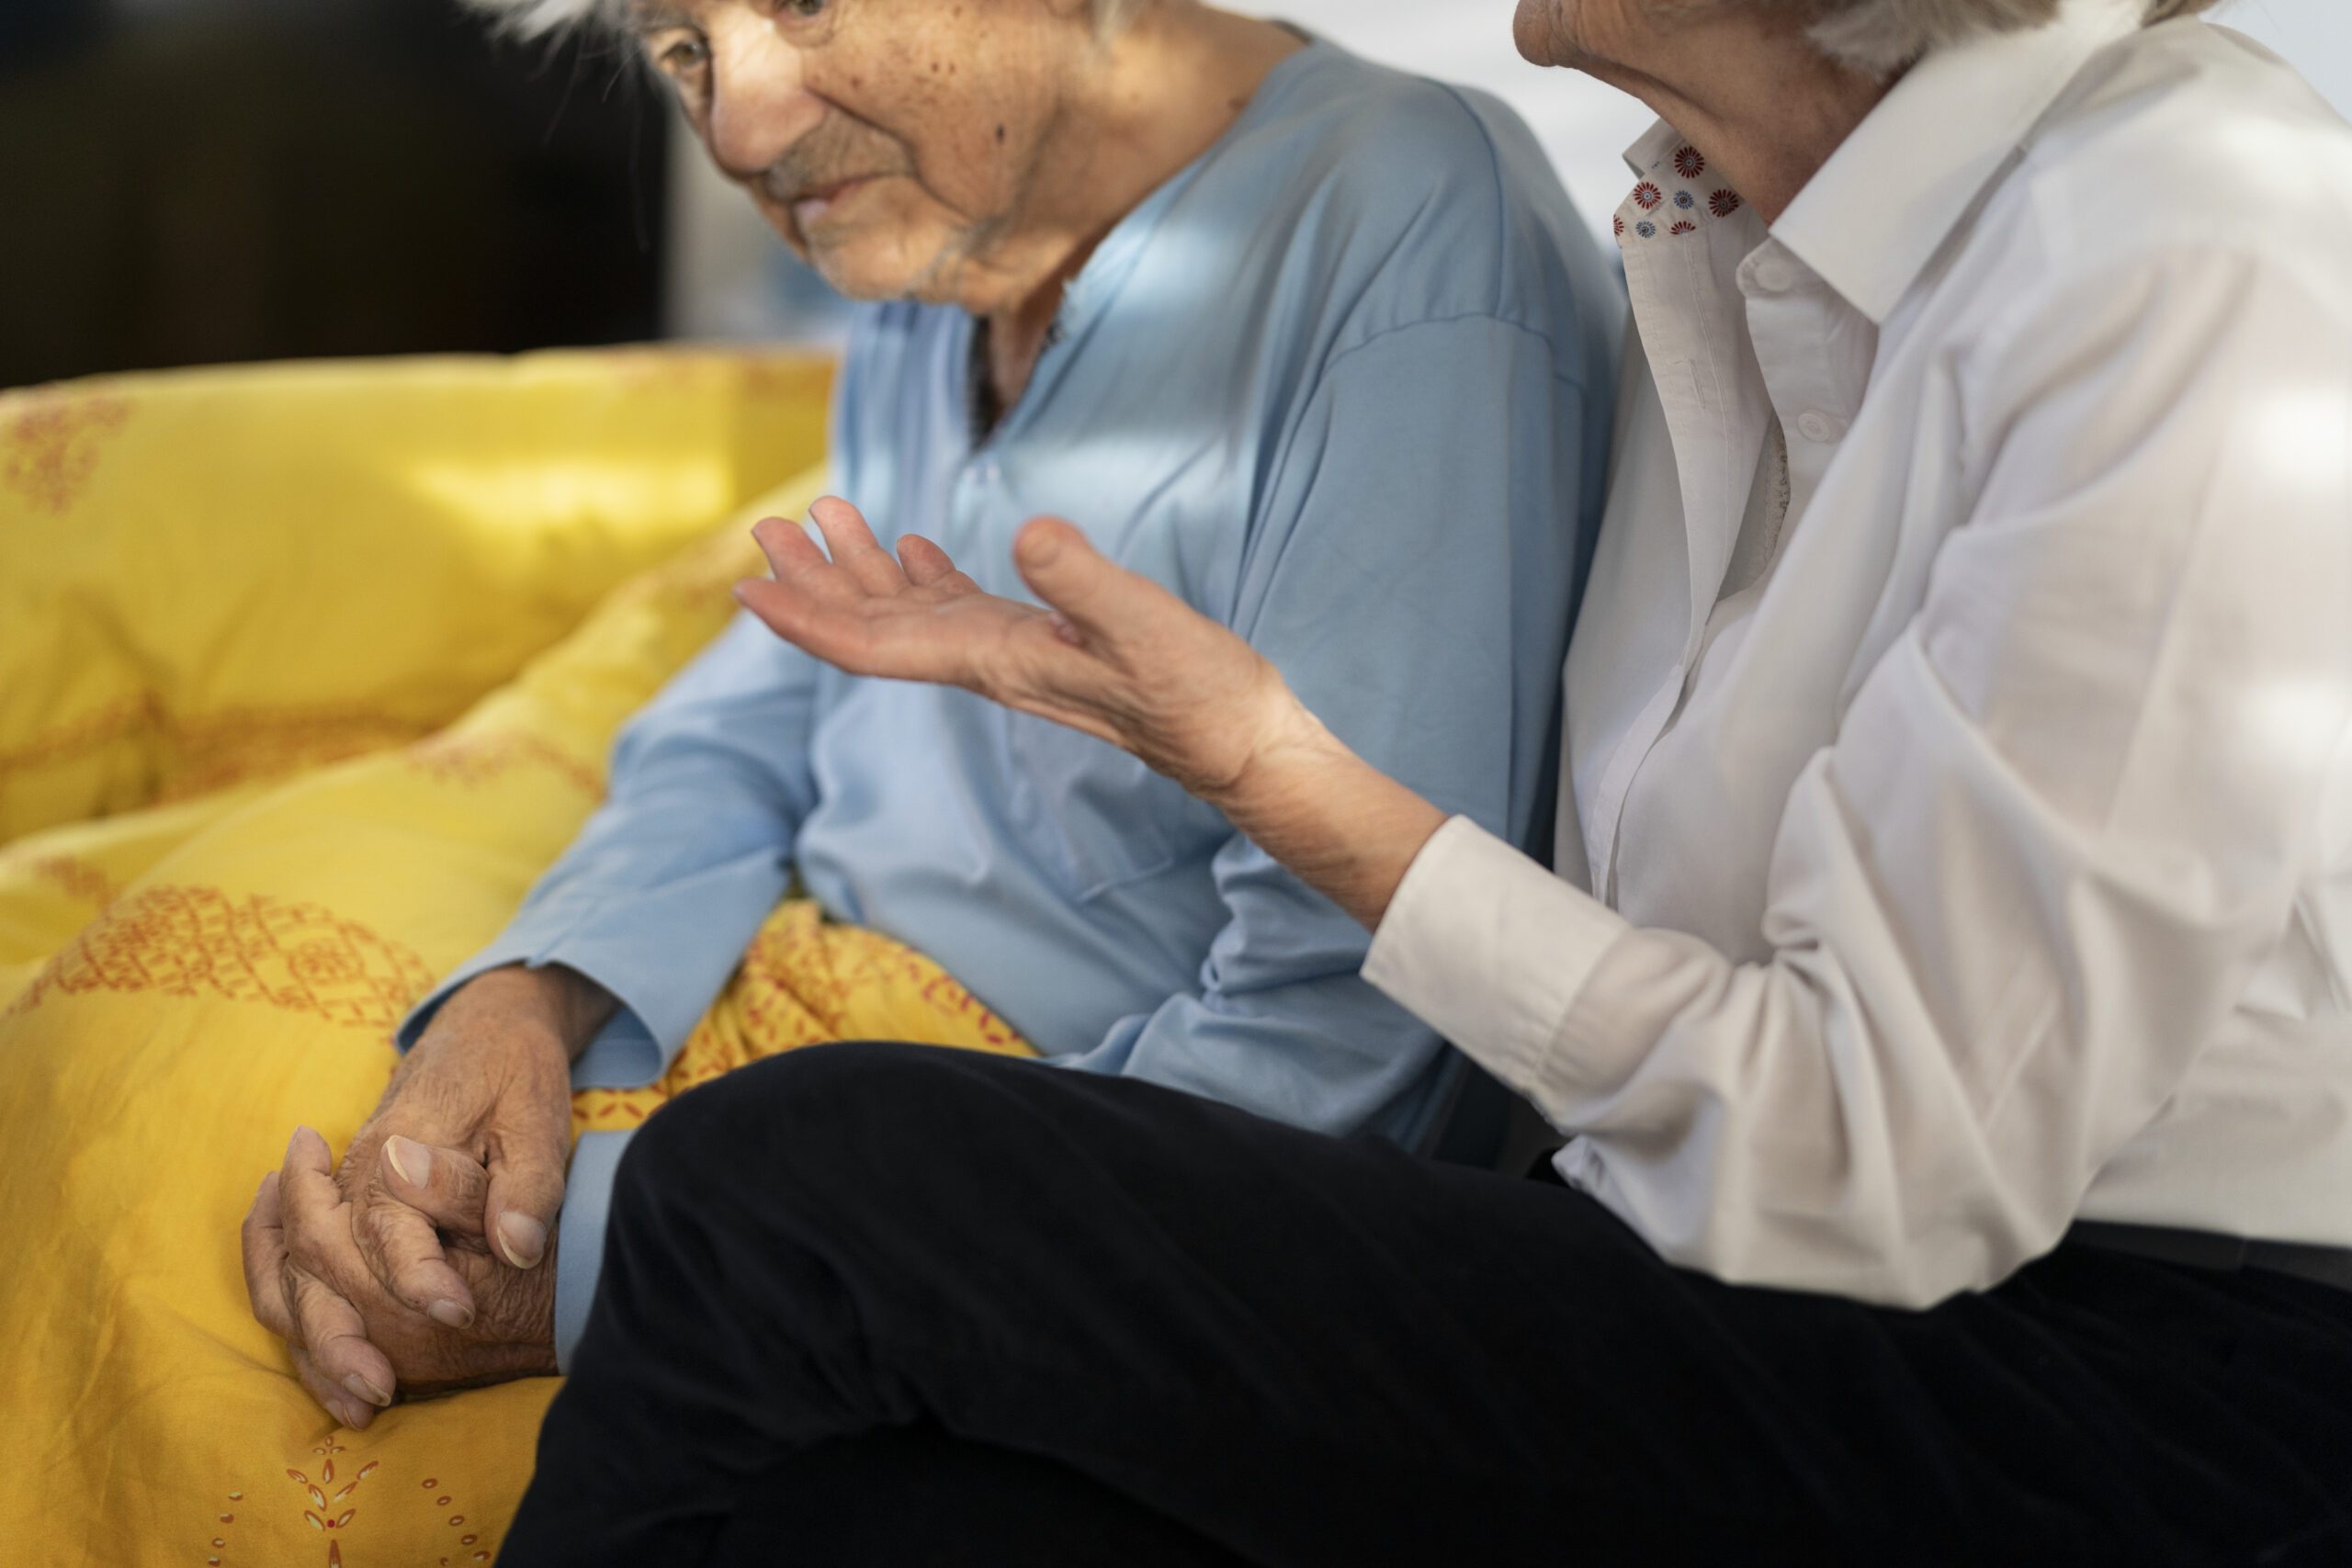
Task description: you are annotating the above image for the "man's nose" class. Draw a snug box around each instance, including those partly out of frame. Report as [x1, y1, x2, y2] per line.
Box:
[702, 10, 823, 182]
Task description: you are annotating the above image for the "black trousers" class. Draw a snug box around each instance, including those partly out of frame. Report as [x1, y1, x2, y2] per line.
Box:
[503, 1044, 2352, 1566]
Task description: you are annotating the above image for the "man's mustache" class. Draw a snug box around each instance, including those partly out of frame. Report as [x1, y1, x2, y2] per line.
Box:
[752, 117, 912, 206]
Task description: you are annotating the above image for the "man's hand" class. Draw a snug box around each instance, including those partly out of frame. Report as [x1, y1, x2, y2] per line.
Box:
[736, 497, 1312, 804]
[242, 964, 607, 1419]
[242, 1129, 559, 1427]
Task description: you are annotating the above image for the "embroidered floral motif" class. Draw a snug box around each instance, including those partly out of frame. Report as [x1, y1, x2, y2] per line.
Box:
[1672, 190, 1697, 210]
[571, 901, 1031, 1135]
[1710, 188, 1744, 218]
[1632, 182, 1663, 211]
[286, 1443, 378, 1542]
[1673, 145, 1707, 179]
[1634, 220, 1658, 239]
[3, 885, 435, 1032]
[1670, 221, 1697, 235]
[0, 392, 130, 517]
[1613, 214, 1626, 237]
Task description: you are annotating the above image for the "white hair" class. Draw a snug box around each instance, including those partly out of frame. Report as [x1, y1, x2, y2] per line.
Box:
[466, 0, 1144, 43]
[1804, 0, 2224, 75]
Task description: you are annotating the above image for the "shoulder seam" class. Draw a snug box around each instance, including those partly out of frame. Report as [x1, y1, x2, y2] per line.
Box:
[1318, 311, 1593, 396]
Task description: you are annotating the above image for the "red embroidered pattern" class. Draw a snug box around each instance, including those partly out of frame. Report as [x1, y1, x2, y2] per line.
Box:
[1632, 182, 1664, 211]
[3, 885, 434, 1032]
[1670, 221, 1697, 235]
[1710, 189, 1744, 218]
[420, 1471, 496, 1562]
[1, 392, 130, 516]
[0, 693, 425, 797]
[409, 730, 605, 798]
[1673, 145, 1707, 179]
[13, 854, 119, 908]
[162, 708, 430, 803]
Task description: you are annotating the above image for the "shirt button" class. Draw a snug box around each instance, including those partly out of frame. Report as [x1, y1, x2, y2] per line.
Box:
[1751, 257, 1798, 294]
[1795, 410, 1843, 444]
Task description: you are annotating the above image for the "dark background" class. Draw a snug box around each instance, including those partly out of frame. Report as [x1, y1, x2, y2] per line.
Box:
[0, 0, 671, 391]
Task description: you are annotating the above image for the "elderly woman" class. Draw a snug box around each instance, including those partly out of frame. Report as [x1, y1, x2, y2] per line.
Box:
[503, 0, 2352, 1562]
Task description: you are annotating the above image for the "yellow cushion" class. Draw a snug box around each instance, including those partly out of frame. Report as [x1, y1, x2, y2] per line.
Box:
[0, 348, 833, 843]
[0, 362, 1035, 1566]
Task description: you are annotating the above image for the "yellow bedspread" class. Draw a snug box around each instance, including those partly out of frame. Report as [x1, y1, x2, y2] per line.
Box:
[0, 352, 1034, 1567]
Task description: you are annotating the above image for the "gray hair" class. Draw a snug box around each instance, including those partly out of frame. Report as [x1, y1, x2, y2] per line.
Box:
[468, 0, 1144, 43]
[1804, 0, 2224, 75]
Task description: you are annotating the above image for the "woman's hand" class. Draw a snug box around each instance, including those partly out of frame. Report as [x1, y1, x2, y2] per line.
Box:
[737, 498, 1313, 804]
[737, 499, 1451, 930]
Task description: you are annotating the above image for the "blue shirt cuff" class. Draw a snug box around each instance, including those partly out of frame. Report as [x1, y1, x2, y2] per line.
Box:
[554, 1127, 637, 1373]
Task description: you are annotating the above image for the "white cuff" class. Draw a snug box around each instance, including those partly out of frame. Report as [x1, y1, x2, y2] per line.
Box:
[1362, 816, 1628, 1099]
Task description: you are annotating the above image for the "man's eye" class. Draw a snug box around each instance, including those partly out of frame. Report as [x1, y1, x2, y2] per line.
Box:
[657, 38, 708, 73]
[781, 0, 828, 17]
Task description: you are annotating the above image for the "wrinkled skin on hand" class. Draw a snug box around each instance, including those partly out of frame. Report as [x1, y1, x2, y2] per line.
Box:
[736, 497, 1312, 806]
[241, 966, 597, 1426]
[242, 1130, 559, 1429]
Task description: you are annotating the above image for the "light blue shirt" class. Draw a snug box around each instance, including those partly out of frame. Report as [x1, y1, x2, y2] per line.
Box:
[396, 40, 1623, 1368]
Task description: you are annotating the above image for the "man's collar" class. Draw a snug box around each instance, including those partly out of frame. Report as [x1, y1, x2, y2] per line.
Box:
[1775, 0, 2145, 322]
[1619, 0, 2147, 325]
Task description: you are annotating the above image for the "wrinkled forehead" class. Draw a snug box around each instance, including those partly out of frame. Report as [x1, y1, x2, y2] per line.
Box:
[624, 0, 688, 30]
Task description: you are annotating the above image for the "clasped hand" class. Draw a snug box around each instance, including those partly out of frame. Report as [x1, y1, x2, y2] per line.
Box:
[241, 976, 578, 1427]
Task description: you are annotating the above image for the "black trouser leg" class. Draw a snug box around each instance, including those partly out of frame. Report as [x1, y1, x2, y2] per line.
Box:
[503, 1043, 2352, 1567]
[705, 1426, 1247, 1567]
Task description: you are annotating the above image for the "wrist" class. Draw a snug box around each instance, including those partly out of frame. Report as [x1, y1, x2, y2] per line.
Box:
[436, 964, 616, 1065]
[1214, 676, 1343, 818]
[1207, 676, 1449, 931]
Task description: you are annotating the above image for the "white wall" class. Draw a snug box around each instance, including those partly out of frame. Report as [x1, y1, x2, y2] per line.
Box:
[664, 0, 2352, 340]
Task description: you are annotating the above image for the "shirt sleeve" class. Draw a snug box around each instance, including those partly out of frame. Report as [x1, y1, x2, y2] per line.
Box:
[1366, 252, 2352, 1304]
[394, 612, 826, 1087]
[1061, 317, 1599, 1142]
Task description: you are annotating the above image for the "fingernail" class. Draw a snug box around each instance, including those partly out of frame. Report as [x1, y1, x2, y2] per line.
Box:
[497, 1213, 548, 1269]
[428, 1299, 474, 1329]
[342, 1372, 391, 1408]
[384, 1136, 429, 1189]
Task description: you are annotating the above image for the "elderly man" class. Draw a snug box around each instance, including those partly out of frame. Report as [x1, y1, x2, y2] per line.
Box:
[241, 0, 1619, 1425]
[497, 0, 2352, 1562]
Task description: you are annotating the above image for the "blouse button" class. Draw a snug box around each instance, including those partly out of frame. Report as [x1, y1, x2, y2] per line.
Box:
[1795, 410, 1843, 444]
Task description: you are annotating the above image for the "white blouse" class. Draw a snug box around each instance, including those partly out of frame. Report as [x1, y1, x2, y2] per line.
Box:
[1364, 0, 2352, 1307]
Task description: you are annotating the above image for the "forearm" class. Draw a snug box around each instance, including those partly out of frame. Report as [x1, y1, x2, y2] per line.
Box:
[1212, 692, 1448, 932]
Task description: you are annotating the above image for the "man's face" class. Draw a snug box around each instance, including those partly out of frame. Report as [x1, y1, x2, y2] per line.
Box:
[635, 0, 1091, 302]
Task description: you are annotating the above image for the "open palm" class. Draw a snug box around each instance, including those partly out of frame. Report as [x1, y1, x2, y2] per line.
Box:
[737, 497, 1294, 799]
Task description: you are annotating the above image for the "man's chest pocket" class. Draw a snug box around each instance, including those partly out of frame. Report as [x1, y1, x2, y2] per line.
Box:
[1001, 711, 1229, 902]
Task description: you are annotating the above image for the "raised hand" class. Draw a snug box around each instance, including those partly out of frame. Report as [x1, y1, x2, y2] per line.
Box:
[736, 497, 1310, 802]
